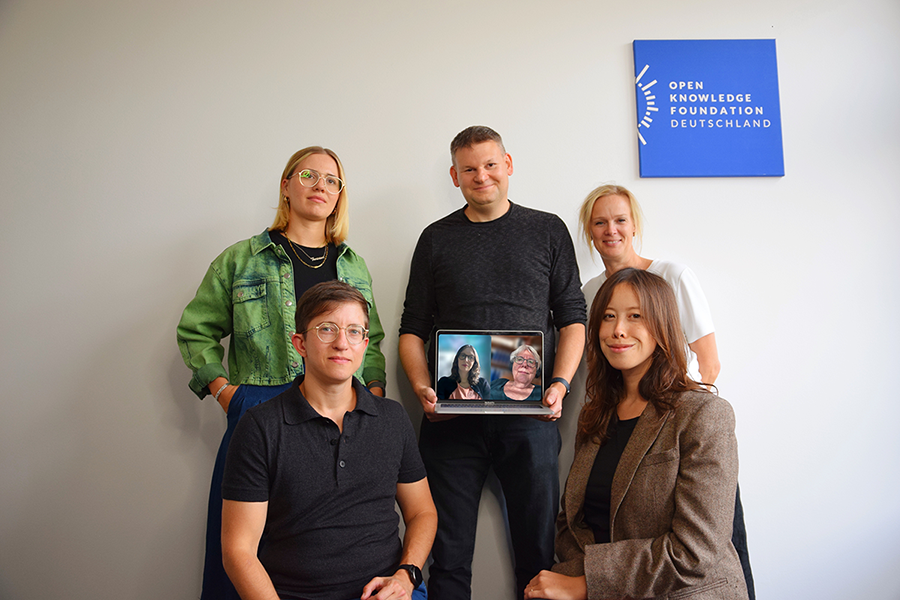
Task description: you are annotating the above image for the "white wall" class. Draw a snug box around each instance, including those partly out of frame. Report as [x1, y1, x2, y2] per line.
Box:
[1, 0, 898, 598]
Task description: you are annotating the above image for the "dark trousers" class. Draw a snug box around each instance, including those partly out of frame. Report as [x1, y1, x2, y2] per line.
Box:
[419, 415, 561, 600]
[732, 484, 755, 600]
[200, 383, 291, 600]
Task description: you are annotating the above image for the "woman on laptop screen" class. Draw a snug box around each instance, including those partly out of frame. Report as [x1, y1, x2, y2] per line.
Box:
[436, 344, 489, 400]
[490, 344, 542, 402]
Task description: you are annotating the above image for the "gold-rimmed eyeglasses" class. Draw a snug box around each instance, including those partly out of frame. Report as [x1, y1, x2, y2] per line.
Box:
[290, 169, 345, 194]
[306, 322, 368, 345]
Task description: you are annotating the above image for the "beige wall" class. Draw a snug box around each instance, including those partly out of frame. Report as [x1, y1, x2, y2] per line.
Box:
[1, 0, 899, 598]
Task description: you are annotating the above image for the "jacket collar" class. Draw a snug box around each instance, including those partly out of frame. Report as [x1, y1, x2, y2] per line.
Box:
[564, 402, 673, 549]
[250, 229, 275, 255]
[608, 402, 672, 537]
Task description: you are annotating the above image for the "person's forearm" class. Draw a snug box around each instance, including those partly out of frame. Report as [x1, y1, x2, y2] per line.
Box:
[399, 334, 449, 420]
[697, 358, 720, 386]
[222, 550, 280, 600]
[539, 323, 585, 419]
[386, 480, 437, 597]
[689, 332, 720, 385]
[208, 377, 237, 414]
[397, 507, 438, 570]
[399, 334, 431, 394]
[552, 323, 585, 383]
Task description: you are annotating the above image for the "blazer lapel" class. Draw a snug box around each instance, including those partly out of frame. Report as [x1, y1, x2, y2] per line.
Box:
[608, 404, 671, 540]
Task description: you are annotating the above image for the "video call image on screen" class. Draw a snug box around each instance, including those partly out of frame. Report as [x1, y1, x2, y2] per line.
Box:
[435, 331, 543, 401]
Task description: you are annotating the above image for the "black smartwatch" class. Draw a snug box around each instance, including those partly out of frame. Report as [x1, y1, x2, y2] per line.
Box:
[398, 564, 423, 588]
[550, 376, 571, 395]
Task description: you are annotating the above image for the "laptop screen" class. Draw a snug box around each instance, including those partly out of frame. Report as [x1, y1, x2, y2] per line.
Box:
[434, 330, 544, 402]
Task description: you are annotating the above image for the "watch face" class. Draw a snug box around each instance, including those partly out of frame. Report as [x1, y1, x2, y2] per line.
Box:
[400, 564, 422, 587]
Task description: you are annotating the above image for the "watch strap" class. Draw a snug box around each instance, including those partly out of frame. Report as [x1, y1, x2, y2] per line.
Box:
[550, 376, 571, 395]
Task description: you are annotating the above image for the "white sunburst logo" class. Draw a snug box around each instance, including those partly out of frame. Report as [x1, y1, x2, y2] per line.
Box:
[634, 64, 658, 146]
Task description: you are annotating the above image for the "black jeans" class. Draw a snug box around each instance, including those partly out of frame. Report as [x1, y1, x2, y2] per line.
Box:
[419, 415, 561, 600]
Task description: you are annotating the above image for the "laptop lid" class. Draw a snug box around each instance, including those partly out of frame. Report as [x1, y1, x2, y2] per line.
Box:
[433, 330, 551, 415]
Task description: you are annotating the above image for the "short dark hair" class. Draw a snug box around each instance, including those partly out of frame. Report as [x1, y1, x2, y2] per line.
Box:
[294, 280, 369, 334]
[450, 126, 506, 164]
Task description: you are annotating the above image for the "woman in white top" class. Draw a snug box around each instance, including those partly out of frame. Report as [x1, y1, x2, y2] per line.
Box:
[579, 185, 719, 385]
[577, 184, 754, 599]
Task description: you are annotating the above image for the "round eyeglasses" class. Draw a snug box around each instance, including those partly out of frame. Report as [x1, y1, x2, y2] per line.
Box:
[291, 169, 345, 194]
[513, 356, 537, 368]
[306, 322, 368, 345]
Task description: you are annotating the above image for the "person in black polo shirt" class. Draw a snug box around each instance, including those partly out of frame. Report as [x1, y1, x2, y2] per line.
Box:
[222, 281, 437, 600]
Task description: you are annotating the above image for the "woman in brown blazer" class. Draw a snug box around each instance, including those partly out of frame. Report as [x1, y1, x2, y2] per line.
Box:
[525, 268, 748, 600]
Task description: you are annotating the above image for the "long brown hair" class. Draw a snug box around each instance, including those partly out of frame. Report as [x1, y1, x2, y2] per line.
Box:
[578, 268, 704, 444]
[450, 344, 482, 389]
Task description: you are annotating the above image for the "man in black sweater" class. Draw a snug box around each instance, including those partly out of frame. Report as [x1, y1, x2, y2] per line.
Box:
[399, 126, 586, 600]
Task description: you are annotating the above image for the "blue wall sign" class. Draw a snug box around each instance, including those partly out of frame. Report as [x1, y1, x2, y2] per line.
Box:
[633, 39, 784, 177]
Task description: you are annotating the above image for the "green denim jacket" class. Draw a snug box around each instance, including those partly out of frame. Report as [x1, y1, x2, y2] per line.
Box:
[177, 230, 386, 399]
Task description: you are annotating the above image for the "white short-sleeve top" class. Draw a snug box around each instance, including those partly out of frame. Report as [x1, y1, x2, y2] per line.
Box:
[582, 260, 715, 381]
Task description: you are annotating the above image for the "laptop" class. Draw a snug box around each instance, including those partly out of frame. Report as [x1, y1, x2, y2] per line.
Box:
[433, 330, 552, 415]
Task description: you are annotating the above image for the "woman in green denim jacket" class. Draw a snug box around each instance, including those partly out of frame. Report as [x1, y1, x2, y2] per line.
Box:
[176, 146, 386, 600]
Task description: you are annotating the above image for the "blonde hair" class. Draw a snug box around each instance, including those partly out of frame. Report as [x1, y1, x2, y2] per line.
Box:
[577, 184, 644, 253]
[270, 146, 349, 246]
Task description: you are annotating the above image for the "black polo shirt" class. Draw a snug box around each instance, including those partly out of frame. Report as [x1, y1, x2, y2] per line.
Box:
[223, 377, 427, 600]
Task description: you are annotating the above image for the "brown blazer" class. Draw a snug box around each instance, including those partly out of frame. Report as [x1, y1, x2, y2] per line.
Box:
[553, 391, 748, 600]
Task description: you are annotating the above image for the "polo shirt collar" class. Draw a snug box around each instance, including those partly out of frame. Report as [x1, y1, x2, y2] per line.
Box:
[282, 376, 380, 425]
